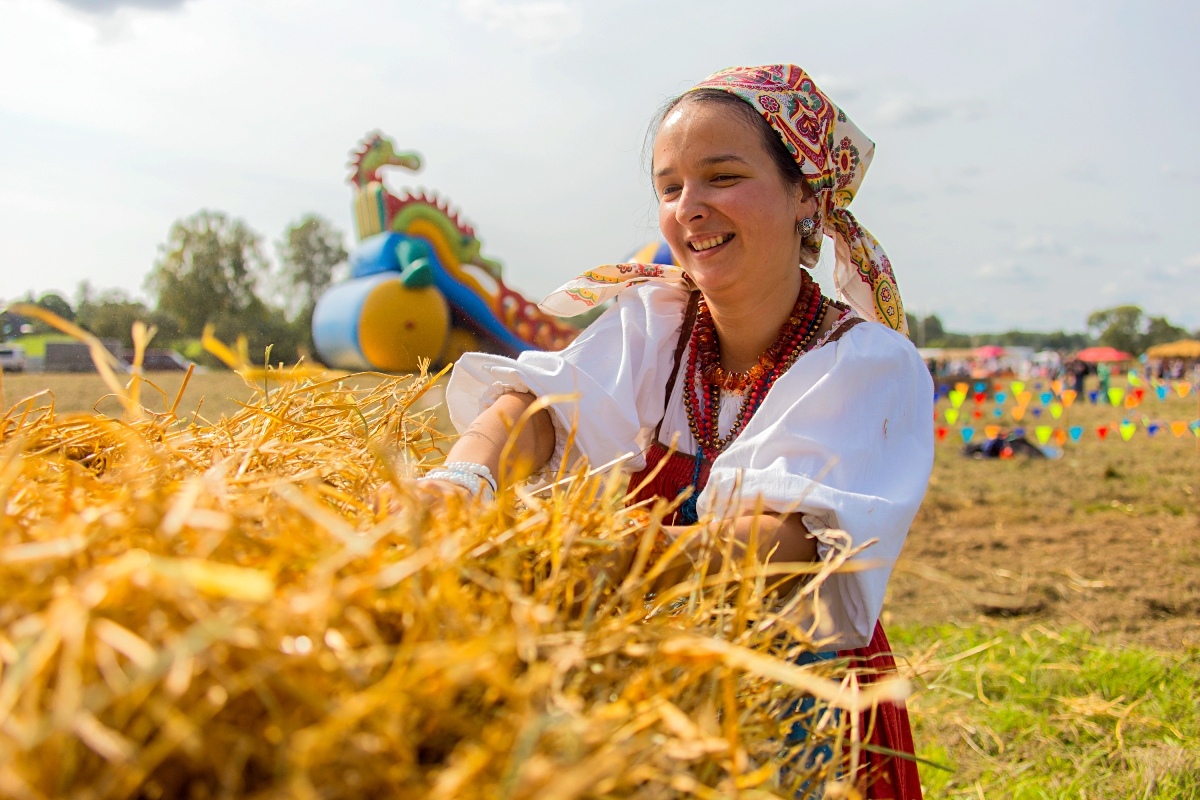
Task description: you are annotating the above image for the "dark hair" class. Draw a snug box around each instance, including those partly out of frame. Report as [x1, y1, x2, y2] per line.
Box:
[647, 88, 821, 266]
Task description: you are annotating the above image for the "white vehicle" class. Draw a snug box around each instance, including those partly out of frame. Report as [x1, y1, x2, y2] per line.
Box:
[0, 344, 27, 372]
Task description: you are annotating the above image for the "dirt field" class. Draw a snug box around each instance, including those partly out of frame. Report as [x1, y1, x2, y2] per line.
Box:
[890, 390, 1200, 654]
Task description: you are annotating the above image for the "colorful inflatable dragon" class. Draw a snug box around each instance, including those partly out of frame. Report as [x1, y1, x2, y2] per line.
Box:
[312, 133, 586, 372]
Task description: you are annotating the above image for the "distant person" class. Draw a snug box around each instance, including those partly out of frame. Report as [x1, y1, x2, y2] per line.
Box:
[1068, 359, 1088, 395]
[1097, 362, 1111, 395]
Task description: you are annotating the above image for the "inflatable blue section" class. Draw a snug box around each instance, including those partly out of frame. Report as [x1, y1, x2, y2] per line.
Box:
[649, 240, 674, 264]
[341, 230, 533, 357]
[349, 232, 404, 278]
[312, 273, 399, 369]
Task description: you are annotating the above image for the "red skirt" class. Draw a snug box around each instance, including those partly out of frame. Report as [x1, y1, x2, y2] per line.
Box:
[628, 441, 923, 799]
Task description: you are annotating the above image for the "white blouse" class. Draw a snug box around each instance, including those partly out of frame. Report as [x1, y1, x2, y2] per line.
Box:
[446, 282, 934, 649]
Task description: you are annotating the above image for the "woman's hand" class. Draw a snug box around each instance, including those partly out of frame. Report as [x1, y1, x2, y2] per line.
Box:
[375, 478, 472, 517]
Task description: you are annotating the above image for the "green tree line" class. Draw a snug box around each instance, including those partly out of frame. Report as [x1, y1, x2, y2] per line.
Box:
[1, 211, 347, 368]
[2, 210, 1196, 366]
[906, 308, 1197, 355]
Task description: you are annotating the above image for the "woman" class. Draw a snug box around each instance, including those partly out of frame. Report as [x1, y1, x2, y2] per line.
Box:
[423, 65, 932, 798]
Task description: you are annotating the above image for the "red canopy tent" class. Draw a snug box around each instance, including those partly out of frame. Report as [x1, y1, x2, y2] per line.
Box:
[1074, 346, 1134, 363]
[974, 345, 1006, 358]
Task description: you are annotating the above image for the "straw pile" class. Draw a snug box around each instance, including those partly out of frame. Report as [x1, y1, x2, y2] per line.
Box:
[0, 321, 905, 798]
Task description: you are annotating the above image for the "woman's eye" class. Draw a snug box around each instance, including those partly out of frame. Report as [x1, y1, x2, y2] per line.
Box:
[660, 184, 681, 196]
[712, 174, 739, 183]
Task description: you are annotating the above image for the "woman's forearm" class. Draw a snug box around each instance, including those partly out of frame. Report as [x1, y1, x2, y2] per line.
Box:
[656, 513, 818, 588]
[443, 392, 556, 483]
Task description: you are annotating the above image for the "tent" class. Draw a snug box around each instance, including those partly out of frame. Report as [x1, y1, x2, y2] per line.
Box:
[1074, 346, 1134, 363]
[1145, 339, 1200, 359]
[974, 345, 1006, 358]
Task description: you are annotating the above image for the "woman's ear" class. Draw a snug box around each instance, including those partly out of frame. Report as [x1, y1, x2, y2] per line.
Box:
[794, 191, 819, 223]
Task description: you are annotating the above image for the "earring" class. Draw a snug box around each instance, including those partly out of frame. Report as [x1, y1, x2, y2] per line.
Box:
[796, 217, 817, 238]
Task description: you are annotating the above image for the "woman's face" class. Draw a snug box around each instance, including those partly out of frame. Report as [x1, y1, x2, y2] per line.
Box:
[653, 100, 811, 302]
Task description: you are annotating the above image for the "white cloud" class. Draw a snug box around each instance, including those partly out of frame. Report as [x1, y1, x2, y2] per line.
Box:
[976, 260, 1037, 283]
[1185, 253, 1200, 268]
[456, 0, 581, 44]
[52, 0, 188, 12]
[875, 94, 984, 128]
[1016, 235, 1066, 255]
[811, 73, 861, 101]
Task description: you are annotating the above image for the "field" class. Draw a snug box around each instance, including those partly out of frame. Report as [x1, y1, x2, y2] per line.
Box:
[3, 369, 1198, 797]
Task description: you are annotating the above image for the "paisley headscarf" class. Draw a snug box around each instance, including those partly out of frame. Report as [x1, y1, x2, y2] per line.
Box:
[540, 64, 907, 334]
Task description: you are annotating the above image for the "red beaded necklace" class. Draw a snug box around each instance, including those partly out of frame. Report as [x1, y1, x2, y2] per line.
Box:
[684, 273, 829, 455]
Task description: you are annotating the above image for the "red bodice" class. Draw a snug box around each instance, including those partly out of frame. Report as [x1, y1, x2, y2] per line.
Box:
[626, 441, 923, 799]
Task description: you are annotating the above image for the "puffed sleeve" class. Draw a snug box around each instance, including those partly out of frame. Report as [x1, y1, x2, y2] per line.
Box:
[445, 283, 691, 473]
[698, 323, 934, 649]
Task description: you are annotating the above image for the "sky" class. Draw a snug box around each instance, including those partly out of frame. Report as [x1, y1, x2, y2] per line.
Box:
[1, 0, 1198, 333]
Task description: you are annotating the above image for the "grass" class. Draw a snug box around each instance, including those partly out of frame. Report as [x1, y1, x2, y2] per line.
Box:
[892, 623, 1200, 798]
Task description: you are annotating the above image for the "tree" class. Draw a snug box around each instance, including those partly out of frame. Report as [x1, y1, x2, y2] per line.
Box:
[36, 292, 74, 323]
[277, 215, 348, 321]
[75, 288, 182, 347]
[1087, 305, 1146, 355]
[146, 211, 268, 336]
[1143, 315, 1188, 350]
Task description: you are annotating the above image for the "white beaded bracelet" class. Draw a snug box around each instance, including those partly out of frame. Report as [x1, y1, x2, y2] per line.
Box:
[420, 462, 497, 502]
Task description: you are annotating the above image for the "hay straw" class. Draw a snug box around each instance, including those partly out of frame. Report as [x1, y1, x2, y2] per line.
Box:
[0, 325, 907, 798]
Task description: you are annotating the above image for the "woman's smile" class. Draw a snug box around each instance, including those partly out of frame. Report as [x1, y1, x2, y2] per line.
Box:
[687, 232, 736, 255]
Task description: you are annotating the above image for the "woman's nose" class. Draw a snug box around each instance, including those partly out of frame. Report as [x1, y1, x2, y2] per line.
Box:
[674, 183, 708, 225]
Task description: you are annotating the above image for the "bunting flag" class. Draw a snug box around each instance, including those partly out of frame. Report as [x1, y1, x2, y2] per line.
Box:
[930, 376, 1199, 448]
[1128, 372, 1142, 387]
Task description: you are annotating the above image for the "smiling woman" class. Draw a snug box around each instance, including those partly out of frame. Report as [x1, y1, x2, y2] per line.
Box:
[422, 64, 933, 798]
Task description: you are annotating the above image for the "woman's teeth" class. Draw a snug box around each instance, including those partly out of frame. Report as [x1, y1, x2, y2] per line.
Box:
[689, 234, 733, 252]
